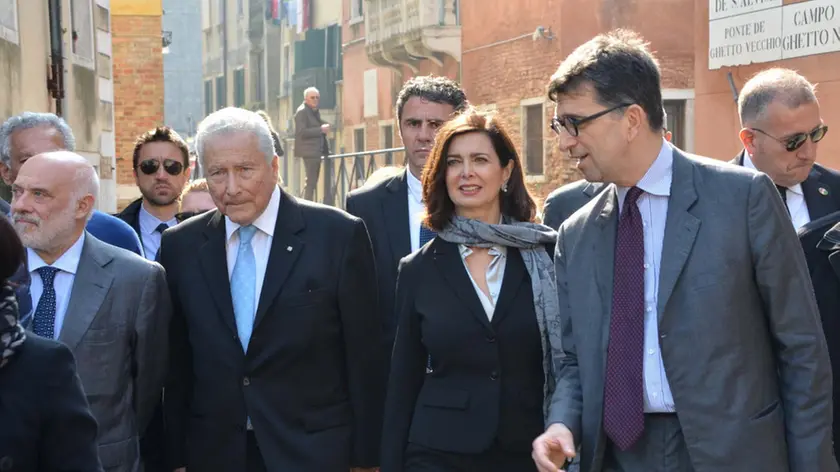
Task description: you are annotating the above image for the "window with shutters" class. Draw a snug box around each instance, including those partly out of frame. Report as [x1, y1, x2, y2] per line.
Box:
[215, 75, 226, 110]
[234, 68, 246, 107]
[204, 80, 214, 116]
[71, 0, 95, 69]
[523, 104, 545, 176]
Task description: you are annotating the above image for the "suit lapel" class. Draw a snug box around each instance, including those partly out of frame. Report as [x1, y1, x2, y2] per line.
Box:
[432, 239, 493, 333]
[60, 234, 115, 350]
[199, 211, 239, 336]
[490, 248, 526, 327]
[383, 172, 412, 264]
[593, 186, 618, 352]
[253, 190, 305, 331]
[656, 149, 701, 321]
[802, 165, 835, 221]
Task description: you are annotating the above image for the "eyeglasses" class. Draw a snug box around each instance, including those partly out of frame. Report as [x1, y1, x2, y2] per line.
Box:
[749, 124, 828, 152]
[550, 103, 633, 137]
[137, 158, 184, 176]
[174, 208, 211, 223]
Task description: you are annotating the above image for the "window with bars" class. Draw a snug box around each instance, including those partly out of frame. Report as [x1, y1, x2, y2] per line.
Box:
[71, 0, 95, 67]
[0, 0, 19, 44]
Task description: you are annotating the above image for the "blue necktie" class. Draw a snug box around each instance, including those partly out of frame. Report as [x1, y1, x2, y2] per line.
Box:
[419, 225, 436, 247]
[33, 266, 60, 339]
[231, 225, 257, 352]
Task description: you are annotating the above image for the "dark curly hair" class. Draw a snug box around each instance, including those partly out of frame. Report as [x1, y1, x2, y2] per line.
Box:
[395, 75, 468, 124]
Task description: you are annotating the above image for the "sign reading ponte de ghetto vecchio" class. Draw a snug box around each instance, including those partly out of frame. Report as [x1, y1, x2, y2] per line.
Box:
[708, 0, 840, 70]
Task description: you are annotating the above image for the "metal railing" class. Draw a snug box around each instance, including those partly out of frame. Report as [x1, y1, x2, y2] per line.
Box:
[316, 147, 405, 208]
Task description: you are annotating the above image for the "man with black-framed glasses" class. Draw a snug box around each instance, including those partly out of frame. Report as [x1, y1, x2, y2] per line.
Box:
[116, 126, 192, 261]
[734, 68, 839, 231]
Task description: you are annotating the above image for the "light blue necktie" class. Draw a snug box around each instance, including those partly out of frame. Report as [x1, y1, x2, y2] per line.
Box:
[33, 266, 59, 339]
[231, 225, 257, 352]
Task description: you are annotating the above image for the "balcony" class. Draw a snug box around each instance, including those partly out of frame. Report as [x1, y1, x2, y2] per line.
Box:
[365, 0, 460, 73]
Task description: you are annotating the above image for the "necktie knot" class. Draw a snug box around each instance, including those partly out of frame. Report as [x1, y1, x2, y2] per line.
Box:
[36, 266, 59, 286]
[238, 225, 257, 246]
[155, 223, 169, 234]
[625, 186, 644, 208]
[775, 185, 788, 200]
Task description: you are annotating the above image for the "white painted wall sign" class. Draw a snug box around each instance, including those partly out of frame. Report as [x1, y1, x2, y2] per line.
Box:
[708, 0, 840, 69]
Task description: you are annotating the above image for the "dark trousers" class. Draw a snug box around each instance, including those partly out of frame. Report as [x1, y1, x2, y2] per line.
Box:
[247, 431, 267, 472]
[302, 158, 322, 201]
[403, 442, 536, 472]
[139, 400, 166, 472]
[601, 414, 694, 472]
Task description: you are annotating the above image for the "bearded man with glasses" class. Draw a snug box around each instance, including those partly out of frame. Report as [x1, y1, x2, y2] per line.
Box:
[733, 68, 838, 232]
[117, 126, 192, 261]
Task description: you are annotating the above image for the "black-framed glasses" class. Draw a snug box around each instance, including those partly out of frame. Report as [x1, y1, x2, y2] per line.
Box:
[174, 208, 211, 223]
[137, 158, 184, 176]
[550, 103, 633, 137]
[750, 124, 828, 152]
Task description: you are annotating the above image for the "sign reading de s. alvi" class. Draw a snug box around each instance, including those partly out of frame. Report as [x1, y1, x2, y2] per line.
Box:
[708, 0, 840, 70]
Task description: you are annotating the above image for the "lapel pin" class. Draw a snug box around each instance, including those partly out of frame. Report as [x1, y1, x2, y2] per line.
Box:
[819, 187, 829, 196]
[286, 246, 293, 252]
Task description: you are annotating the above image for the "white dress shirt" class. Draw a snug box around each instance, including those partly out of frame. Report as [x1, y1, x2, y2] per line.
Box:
[616, 139, 675, 413]
[27, 232, 86, 339]
[406, 170, 426, 252]
[459, 245, 507, 321]
[225, 185, 281, 315]
[743, 152, 811, 231]
[139, 203, 177, 260]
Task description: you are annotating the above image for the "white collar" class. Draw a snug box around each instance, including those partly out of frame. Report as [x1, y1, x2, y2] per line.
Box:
[618, 139, 673, 201]
[28, 231, 86, 275]
[743, 151, 804, 195]
[406, 169, 423, 202]
[225, 185, 281, 242]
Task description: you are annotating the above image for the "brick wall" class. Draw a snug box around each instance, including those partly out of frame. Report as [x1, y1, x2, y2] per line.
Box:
[112, 13, 164, 208]
[461, 0, 695, 205]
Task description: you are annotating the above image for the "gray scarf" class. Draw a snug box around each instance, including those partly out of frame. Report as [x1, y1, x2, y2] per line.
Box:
[438, 215, 562, 418]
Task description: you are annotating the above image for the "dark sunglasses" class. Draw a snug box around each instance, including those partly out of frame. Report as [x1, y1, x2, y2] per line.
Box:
[174, 208, 211, 223]
[550, 103, 633, 137]
[137, 158, 184, 176]
[750, 124, 828, 152]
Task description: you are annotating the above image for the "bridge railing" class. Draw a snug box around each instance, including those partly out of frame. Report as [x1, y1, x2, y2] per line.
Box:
[315, 146, 406, 208]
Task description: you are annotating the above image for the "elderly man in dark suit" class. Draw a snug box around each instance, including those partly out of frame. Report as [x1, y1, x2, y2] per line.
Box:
[731, 68, 838, 232]
[11, 151, 171, 472]
[531, 30, 834, 472]
[345, 76, 468, 369]
[294, 87, 331, 201]
[161, 107, 383, 472]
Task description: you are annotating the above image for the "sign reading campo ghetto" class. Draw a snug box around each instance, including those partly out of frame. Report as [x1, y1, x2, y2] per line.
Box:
[709, 0, 840, 69]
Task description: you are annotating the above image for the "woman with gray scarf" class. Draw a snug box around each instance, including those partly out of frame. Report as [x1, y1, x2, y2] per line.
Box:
[381, 109, 562, 471]
[0, 216, 102, 471]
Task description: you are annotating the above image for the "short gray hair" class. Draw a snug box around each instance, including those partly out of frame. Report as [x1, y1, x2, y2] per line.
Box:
[304, 87, 320, 97]
[738, 68, 817, 126]
[0, 112, 76, 167]
[194, 107, 275, 167]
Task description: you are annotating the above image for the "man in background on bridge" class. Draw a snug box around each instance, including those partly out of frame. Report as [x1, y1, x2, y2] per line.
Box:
[294, 86, 331, 201]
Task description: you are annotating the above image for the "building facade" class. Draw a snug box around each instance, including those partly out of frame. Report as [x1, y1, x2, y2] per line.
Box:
[163, 0, 203, 146]
[0, 0, 118, 210]
[112, 0, 165, 209]
[460, 0, 696, 203]
[695, 0, 840, 169]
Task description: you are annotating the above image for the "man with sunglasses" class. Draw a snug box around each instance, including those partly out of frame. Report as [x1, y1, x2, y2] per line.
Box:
[116, 126, 192, 261]
[531, 31, 834, 472]
[733, 68, 838, 232]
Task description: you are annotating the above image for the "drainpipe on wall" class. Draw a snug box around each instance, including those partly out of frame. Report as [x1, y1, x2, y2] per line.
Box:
[47, 0, 65, 116]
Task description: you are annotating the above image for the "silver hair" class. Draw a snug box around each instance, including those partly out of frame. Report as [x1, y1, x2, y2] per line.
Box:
[0, 112, 76, 167]
[303, 87, 320, 97]
[194, 107, 275, 167]
[738, 68, 818, 126]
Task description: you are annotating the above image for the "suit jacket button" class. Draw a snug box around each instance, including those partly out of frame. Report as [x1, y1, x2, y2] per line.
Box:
[0, 456, 12, 471]
[243, 376, 251, 386]
[486, 335, 496, 343]
[490, 371, 499, 380]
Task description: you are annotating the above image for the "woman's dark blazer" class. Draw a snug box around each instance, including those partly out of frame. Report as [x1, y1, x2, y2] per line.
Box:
[381, 237, 549, 470]
[0, 334, 102, 472]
